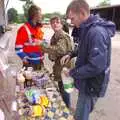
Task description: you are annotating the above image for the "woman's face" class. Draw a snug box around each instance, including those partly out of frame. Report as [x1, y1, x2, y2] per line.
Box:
[50, 19, 62, 32]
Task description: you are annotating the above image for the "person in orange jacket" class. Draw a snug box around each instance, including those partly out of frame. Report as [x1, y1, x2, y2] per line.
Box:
[15, 5, 44, 70]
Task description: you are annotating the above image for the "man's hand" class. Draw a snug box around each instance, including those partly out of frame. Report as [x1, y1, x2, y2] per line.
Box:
[62, 67, 70, 77]
[60, 54, 71, 65]
[34, 40, 43, 46]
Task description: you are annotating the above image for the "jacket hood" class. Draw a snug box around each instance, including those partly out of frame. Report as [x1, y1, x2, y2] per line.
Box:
[80, 14, 116, 37]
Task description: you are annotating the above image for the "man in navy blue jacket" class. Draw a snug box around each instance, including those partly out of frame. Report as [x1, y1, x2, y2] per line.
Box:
[61, 0, 116, 120]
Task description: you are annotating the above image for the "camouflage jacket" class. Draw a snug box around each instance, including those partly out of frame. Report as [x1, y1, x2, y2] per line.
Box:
[42, 30, 73, 81]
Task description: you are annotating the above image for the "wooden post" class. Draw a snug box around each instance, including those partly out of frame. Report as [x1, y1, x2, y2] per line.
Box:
[0, 0, 8, 26]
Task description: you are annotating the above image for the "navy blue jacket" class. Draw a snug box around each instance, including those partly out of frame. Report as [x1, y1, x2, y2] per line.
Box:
[71, 27, 79, 43]
[69, 14, 116, 97]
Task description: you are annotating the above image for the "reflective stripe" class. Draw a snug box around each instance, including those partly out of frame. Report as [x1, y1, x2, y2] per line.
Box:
[24, 42, 36, 46]
[15, 45, 23, 48]
[16, 49, 23, 54]
[27, 56, 44, 60]
[24, 24, 33, 43]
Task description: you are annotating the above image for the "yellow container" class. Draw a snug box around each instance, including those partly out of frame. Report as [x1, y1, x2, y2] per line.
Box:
[32, 105, 44, 117]
[40, 96, 49, 107]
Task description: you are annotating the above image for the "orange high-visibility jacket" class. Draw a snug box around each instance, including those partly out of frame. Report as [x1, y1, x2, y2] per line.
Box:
[15, 22, 44, 64]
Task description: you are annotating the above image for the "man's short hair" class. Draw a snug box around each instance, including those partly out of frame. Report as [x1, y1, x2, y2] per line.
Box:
[66, 0, 90, 15]
[28, 5, 41, 19]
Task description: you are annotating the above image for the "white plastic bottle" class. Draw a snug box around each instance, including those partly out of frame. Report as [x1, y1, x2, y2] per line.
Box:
[61, 67, 74, 93]
[11, 100, 17, 112]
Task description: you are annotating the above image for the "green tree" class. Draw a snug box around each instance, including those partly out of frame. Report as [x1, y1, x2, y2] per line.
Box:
[7, 8, 18, 23]
[19, 0, 34, 18]
[98, 0, 110, 7]
[43, 12, 64, 19]
[17, 14, 26, 23]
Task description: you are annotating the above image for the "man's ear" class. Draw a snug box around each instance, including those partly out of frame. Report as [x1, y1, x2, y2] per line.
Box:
[79, 8, 86, 16]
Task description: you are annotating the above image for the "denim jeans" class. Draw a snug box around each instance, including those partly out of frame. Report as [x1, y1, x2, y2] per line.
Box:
[74, 91, 97, 120]
[58, 81, 70, 108]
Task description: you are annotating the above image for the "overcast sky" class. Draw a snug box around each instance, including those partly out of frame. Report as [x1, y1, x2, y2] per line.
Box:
[6, 0, 120, 14]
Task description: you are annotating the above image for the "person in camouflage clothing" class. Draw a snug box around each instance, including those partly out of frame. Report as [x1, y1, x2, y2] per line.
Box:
[41, 16, 73, 108]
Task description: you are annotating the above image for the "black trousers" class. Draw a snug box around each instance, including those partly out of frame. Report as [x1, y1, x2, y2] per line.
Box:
[58, 81, 70, 108]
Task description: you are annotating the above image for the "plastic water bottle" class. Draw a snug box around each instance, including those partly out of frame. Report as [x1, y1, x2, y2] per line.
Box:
[61, 67, 74, 93]
[11, 100, 17, 112]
